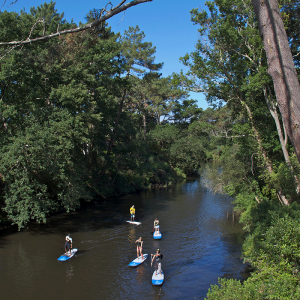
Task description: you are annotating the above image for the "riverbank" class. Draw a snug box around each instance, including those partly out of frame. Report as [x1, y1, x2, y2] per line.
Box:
[0, 165, 187, 229]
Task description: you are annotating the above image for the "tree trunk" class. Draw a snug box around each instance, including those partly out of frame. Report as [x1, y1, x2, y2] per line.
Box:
[142, 111, 147, 141]
[242, 100, 290, 205]
[262, 85, 300, 193]
[252, 0, 300, 163]
[262, 85, 290, 164]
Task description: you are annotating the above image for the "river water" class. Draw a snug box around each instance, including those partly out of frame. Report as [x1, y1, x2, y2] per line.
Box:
[0, 176, 248, 300]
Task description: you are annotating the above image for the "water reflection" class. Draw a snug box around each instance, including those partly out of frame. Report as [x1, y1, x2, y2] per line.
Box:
[128, 226, 136, 243]
[136, 264, 146, 285]
[65, 262, 74, 282]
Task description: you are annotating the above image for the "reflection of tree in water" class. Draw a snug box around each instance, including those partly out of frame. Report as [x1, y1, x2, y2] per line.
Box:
[128, 226, 136, 243]
[136, 265, 146, 285]
[65, 262, 74, 282]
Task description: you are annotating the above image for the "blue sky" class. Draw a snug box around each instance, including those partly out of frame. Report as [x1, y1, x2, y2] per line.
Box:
[3, 0, 209, 109]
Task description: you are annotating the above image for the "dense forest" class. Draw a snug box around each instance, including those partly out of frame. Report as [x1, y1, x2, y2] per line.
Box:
[0, 0, 300, 298]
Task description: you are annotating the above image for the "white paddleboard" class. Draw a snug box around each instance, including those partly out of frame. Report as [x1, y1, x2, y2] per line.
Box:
[152, 270, 164, 285]
[128, 254, 148, 267]
[57, 248, 78, 261]
[153, 231, 162, 239]
[126, 221, 141, 225]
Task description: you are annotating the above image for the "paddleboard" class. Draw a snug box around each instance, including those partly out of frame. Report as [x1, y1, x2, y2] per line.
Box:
[57, 248, 78, 261]
[153, 231, 162, 239]
[152, 270, 164, 285]
[126, 221, 141, 225]
[128, 254, 148, 267]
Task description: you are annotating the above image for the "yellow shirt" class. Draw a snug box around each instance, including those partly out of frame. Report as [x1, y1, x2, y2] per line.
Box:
[130, 207, 135, 214]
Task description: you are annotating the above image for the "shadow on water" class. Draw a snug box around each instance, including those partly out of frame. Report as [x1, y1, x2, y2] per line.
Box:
[23, 186, 178, 237]
[0, 225, 19, 247]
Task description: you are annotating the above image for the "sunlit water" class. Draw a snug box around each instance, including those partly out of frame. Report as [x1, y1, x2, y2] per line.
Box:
[0, 176, 247, 300]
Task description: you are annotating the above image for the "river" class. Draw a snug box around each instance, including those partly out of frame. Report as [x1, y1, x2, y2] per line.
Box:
[0, 176, 248, 300]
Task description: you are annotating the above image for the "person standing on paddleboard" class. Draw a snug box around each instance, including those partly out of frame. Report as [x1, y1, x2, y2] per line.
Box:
[154, 218, 160, 233]
[65, 234, 73, 256]
[135, 237, 144, 259]
[151, 249, 163, 275]
[130, 205, 135, 221]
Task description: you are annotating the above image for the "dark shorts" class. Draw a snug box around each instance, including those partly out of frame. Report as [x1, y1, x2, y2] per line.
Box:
[65, 241, 71, 250]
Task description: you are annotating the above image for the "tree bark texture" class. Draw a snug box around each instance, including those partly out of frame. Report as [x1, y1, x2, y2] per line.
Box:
[252, 0, 300, 163]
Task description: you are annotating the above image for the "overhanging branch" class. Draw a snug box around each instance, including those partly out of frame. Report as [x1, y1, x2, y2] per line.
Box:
[0, 0, 153, 46]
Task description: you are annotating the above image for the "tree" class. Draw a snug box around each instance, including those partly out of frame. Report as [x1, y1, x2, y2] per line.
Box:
[252, 0, 300, 163]
[0, 3, 125, 227]
[181, 0, 300, 205]
[98, 25, 162, 176]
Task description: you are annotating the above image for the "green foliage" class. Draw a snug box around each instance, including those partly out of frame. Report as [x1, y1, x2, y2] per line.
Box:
[206, 269, 300, 299]
[207, 211, 300, 299]
[149, 124, 180, 150]
[170, 135, 206, 174]
[0, 3, 122, 227]
[0, 4, 193, 228]
[281, 0, 300, 69]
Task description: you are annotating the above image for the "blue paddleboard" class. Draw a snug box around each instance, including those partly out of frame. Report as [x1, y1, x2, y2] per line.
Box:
[153, 231, 162, 239]
[152, 270, 164, 285]
[57, 248, 78, 261]
[128, 254, 148, 267]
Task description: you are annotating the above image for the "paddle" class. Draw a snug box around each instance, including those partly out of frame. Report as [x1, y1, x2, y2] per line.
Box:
[151, 254, 153, 267]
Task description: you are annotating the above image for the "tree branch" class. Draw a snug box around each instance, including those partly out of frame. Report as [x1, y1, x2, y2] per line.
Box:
[0, 0, 18, 12]
[0, 0, 153, 46]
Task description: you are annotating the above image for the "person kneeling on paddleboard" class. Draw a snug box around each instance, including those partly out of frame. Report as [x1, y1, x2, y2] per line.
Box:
[65, 234, 73, 256]
[151, 249, 163, 275]
[130, 205, 135, 221]
[135, 237, 144, 259]
[154, 218, 160, 233]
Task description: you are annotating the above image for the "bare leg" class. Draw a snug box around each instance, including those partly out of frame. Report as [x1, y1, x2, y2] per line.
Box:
[139, 248, 144, 259]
